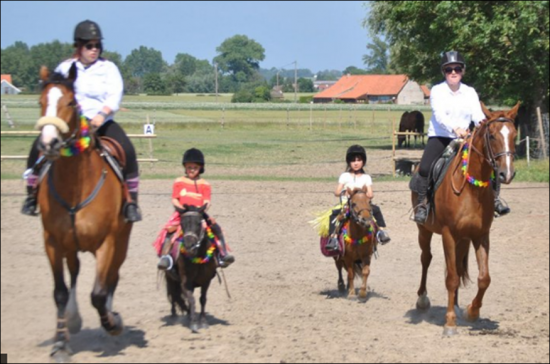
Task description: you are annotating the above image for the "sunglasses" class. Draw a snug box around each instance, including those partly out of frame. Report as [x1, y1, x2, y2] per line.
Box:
[84, 42, 101, 50]
[444, 66, 463, 74]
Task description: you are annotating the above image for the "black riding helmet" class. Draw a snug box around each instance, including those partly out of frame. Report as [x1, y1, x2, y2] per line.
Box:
[74, 20, 103, 42]
[346, 145, 367, 165]
[441, 51, 465, 69]
[182, 148, 205, 174]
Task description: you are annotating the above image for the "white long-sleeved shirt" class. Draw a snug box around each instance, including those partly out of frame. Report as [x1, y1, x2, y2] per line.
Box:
[55, 58, 123, 125]
[428, 81, 486, 138]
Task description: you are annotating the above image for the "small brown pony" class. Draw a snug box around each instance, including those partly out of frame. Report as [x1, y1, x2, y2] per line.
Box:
[411, 102, 520, 335]
[335, 187, 378, 300]
[36, 64, 132, 361]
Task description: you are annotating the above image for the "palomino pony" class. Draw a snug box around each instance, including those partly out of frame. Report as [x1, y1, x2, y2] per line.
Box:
[335, 187, 378, 300]
[165, 205, 217, 333]
[36, 64, 132, 361]
[411, 102, 520, 335]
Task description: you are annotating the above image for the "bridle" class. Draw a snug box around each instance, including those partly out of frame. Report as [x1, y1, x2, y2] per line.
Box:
[483, 117, 516, 170]
[181, 211, 206, 252]
[348, 190, 374, 227]
[452, 116, 515, 195]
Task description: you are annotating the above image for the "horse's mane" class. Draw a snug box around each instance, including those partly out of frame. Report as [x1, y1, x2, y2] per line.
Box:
[41, 71, 75, 92]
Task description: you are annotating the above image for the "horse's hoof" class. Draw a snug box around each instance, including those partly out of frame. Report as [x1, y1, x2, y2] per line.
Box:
[416, 294, 431, 310]
[191, 323, 199, 334]
[338, 283, 346, 294]
[199, 321, 209, 330]
[106, 312, 124, 336]
[359, 289, 368, 299]
[347, 295, 358, 301]
[462, 305, 479, 322]
[67, 314, 82, 335]
[442, 325, 459, 337]
[51, 342, 72, 363]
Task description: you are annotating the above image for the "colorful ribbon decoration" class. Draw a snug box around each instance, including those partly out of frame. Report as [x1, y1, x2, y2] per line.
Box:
[60, 115, 91, 157]
[178, 226, 218, 264]
[341, 221, 374, 246]
[461, 144, 493, 188]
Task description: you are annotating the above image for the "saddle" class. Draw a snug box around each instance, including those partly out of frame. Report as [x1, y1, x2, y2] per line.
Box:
[409, 140, 462, 211]
[98, 136, 126, 183]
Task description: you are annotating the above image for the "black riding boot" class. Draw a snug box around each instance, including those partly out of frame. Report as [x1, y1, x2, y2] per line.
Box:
[210, 224, 235, 268]
[493, 179, 510, 217]
[325, 209, 342, 251]
[21, 185, 39, 216]
[123, 191, 142, 222]
[413, 176, 429, 224]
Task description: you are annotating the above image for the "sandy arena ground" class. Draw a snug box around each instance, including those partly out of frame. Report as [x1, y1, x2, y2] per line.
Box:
[1, 179, 549, 363]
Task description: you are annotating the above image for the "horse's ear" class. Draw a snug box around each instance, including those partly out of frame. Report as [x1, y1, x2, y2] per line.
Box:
[480, 102, 492, 119]
[362, 185, 368, 193]
[40, 66, 49, 82]
[346, 187, 353, 197]
[183, 204, 190, 211]
[199, 204, 208, 214]
[175, 206, 185, 214]
[68, 62, 77, 82]
[506, 101, 521, 120]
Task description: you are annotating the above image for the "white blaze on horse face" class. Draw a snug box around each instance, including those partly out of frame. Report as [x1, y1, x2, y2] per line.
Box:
[46, 87, 63, 117]
[500, 125, 513, 176]
[41, 87, 63, 145]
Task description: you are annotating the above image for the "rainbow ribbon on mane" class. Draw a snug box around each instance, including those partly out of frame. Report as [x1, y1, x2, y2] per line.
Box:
[178, 226, 218, 264]
[461, 144, 493, 188]
[60, 115, 91, 157]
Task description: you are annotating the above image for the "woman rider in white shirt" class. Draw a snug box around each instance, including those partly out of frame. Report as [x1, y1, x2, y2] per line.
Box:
[325, 145, 391, 251]
[22, 20, 141, 222]
[413, 51, 510, 224]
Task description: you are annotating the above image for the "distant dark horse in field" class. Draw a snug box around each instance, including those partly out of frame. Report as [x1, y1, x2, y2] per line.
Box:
[335, 187, 378, 300]
[164, 205, 218, 333]
[35, 64, 132, 362]
[398, 111, 425, 148]
[411, 102, 520, 335]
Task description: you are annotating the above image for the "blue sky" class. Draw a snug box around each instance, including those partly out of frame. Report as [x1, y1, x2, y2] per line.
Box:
[1, 1, 371, 72]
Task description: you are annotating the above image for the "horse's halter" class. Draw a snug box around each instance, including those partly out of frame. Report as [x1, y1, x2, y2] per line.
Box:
[348, 190, 374, 228]
[181, 211, 206, 253]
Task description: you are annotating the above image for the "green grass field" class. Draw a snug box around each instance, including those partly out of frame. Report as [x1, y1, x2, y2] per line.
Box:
[1, 95, 547, 183]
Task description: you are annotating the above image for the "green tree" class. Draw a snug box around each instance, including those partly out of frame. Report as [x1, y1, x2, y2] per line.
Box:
[143, 73, 168, 95]
[1, 41, 34, 91]
[362, 35, 389, 74]
[365, 1, 549, 139]
[213, 35, 265, 81]
[124, 46, 166, 78]
[297, 77, 315, 92]
[343, 66, 369, 75]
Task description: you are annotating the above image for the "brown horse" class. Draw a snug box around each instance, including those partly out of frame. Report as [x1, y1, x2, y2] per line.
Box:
[411, 102, 520, 335]
[35, 64, 132, 361]
[398, 110, 425, 148]
[335, 187, 378, 300]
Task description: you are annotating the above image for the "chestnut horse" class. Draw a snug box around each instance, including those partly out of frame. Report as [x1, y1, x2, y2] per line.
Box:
[335, 187, 378, 300]
[411, 102, 520, 335]
[35, 64, 132, 361]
